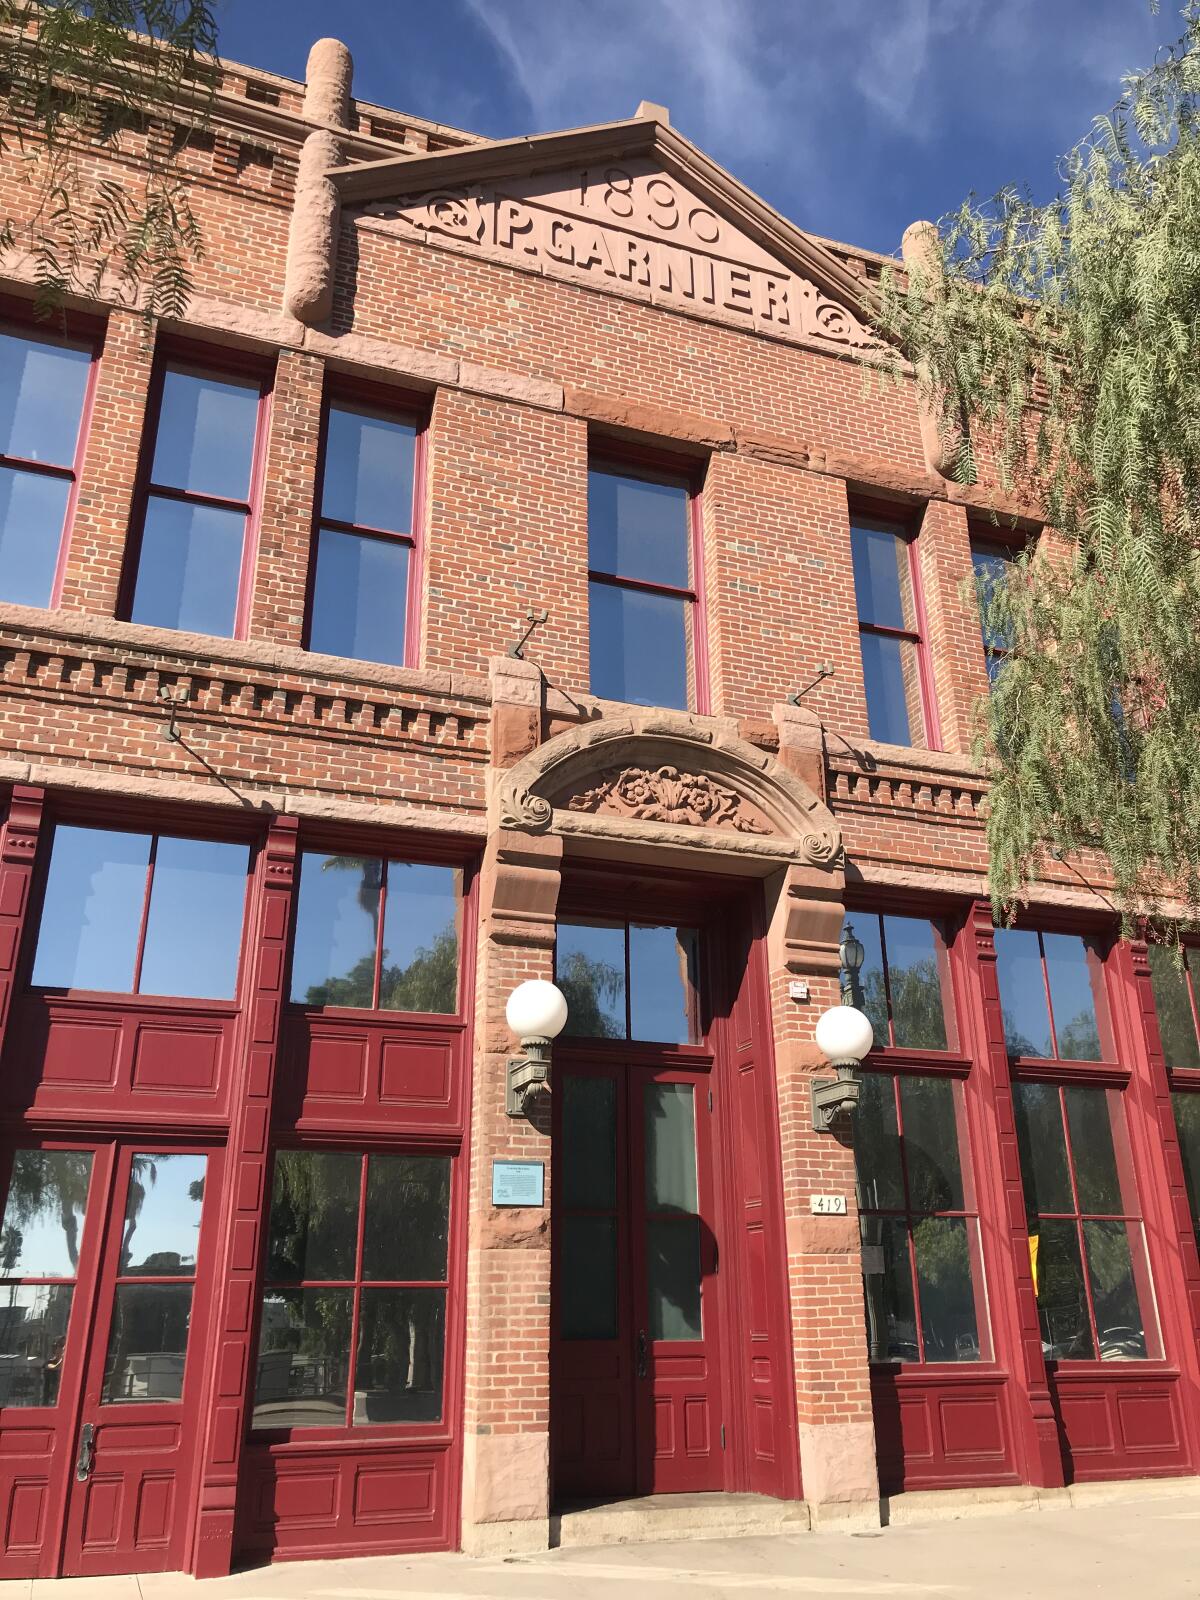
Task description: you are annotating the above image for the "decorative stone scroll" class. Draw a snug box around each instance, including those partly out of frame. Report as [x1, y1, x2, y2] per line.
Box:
[359, 155, 881, 356]
[492, 709, 842, 870]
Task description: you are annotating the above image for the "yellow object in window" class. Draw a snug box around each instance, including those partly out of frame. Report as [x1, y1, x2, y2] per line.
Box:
[1029, 1232, 1040, 1297]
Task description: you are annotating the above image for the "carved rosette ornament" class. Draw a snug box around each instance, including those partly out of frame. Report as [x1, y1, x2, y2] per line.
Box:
[567, 765, 769, 834]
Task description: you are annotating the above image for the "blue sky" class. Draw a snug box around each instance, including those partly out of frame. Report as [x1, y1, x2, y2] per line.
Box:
[215, 1, 1178, 255]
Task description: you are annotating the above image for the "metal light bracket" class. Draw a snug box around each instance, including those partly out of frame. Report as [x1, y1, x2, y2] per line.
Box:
[811, 1062, 862, 1132]
[506, 1035, 552, 1116]
[507, 608, 549, 660]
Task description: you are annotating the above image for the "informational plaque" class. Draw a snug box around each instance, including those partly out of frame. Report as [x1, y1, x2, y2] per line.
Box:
[492, 1160, 545, 1207]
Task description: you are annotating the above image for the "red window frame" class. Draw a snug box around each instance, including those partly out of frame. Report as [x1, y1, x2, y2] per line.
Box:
[587, 446, 710, 714]
[995, 924, 1115, 1066]
[0, 309, 102, 609]
[849, 502, 940, 750]
[842, 907, 959, 1057]
[303, 381, 428, 667]
[119, 341, 273, 638]
[251, 1146, 455, 1438]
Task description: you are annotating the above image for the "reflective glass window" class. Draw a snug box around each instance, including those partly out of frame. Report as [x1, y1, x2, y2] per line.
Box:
[850, 518, 929, 748]
[994, 927, 1109, 1061]
[1148, 945, 1200, 1072]
[253, 1149, 452, 1429]
[970, 538, 1020, 685]
[839, 912, 952, 1052]
[557, 919, 700, 1044]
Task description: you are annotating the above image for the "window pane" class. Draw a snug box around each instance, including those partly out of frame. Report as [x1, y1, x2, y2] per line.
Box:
[860, 1216, 918, 1362]
[644, 1083, 697, 1213]
[131, 495, 245, 636]
[151, 369, 258, 499]
[310, 528, 409, 666]
[972, 543, 1015, 661]
[354, 1287, 444, 1423]
[859, 632, 923, 747]
[1013, 1081, 1073, 1217]
[561, 1076, 616, 1210]
[854, 1072, 904, 1211]
[1044, 933, 1105, 1060]
[1148, 946, 1200, 1071]
[252, 1288, 351, 1427]
[0, 333, 90, 465]
[559, 1216, 617, 1340]
[1083, 1220, 1148, 1360]
[588, 468, 690, 588]
[558, 921, 626, 1038]
[1172, 1092, 1200, 1246]
[589, 581, 689, 710]
[994, 928, 1053, 1058]
[646, 1217, 701, 1340]
[851, 522, 917, 631]
[1063, 1087, 1122, 1214]
[0, 466, 70, 606]
[266, 1151, 360, 1282]
[290, 853, 381, 1007]
[913, 1216, 981, 1362]
[322, 407, 415, 533]
[899, 1076, 964, 1211]
[139, 837, 249, 999]
[882, 915, 949, 1051]
[119, 1154, 206, 1275]
[845, 915, 888, 1046]
[363, 1155, 449, 1282]
[630, 924, 699, 1044]
[0, 1285, 73, 1406]
[0, 1150, 93, 1278]
[1033, 1218, 1094, 1360]
[378, 863, 460, 1014]
[101, 1283, 194, 1403]
[32, 825, 149, 992]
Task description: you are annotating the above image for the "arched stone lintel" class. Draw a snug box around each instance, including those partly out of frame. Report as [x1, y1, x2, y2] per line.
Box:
[490, 709, 843, 874]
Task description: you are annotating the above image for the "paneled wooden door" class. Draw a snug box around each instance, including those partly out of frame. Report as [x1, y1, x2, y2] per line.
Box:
[551, 1060, 725, 1500]
[0, 1138, 221, 1577]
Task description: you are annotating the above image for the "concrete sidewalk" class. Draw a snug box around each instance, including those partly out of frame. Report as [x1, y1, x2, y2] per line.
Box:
[8, 1485, 1200, 1600]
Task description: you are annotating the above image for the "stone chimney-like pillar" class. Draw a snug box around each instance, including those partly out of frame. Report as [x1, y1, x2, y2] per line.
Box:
[283, 37, 352, 325]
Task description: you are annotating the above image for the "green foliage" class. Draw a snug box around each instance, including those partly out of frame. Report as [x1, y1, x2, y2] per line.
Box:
[304, 927, 459, 1013]
[878, 3, 1200, 927]
[0, 1, 219, 317]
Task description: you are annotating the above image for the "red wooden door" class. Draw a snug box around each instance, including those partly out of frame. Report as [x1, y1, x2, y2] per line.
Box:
[551, 1060, 724, 1500]
[0, 1139, 221, 1577]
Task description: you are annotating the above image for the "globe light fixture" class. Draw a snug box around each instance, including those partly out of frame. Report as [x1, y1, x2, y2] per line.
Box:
[505, 979, 569, 1116]
[811, 1003, 874, 1132]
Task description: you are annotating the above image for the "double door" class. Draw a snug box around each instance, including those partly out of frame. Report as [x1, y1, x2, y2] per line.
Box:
[0, 1138, 220, 1576]
[551, 1060, 725, 1499]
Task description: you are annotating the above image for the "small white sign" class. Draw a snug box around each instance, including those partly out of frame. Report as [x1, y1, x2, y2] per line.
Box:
[810, 1194, 848, 1216]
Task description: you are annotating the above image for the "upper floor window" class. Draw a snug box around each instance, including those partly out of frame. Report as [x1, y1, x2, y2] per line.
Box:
[307, 400, 420, 667]
[0, 327, 94, 608]
[971, 537, 1022, 687]
[1147, 943, 1200, 1071]
[127, 361, 267, 638]
[994, 928, 1111, 1062]
[289, 851, 460, 1014]
[30, 824, 250, 998]
[850, 515, 934, 747]
[841, 913, 954, 1053]
[556, 918, 700, 1044]
[588, 461, 703, 711]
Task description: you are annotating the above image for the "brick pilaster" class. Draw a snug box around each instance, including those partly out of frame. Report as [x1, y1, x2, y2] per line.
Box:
[247, 348, 325, 646]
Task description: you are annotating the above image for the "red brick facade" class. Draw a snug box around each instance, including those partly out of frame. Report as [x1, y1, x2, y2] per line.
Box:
[0, 31, 1195, 1580]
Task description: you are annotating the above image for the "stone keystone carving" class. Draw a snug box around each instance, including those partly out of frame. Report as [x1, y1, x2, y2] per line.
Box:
[567, 764, 769, 834]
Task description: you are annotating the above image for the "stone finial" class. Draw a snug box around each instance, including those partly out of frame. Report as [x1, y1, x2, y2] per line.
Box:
[900, 218, 958, 480]
[635, 99, 670, 125]
[304, 37, 353, 129]
[901, 219, 942, 281]
[284, 129, 342, 324]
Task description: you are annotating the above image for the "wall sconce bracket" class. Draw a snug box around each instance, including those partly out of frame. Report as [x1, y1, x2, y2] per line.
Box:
[506, 1036, 552, 1116]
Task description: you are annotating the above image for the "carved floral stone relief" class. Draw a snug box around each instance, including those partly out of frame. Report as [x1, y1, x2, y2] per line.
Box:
[565, 764, 769, 834]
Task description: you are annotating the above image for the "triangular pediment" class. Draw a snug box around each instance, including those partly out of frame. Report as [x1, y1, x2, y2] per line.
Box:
[332, 120, 883, 356]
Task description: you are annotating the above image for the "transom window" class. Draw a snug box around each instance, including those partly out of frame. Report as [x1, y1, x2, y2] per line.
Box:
[308, 400, 419, 667]
[128, 362, 266, 638]
[1147, 943, 1200, 1071]
[252, 1150, 450, 1429]
[841, 913, 953, 1053]
[555, 919, 700, 1044]
[0, 328, 94, 608]
[855, 1073, 990, 1364]
[30, 825, 250, 999]
[587, 462, 702, 712]
[850, 516, 933, 748]
[1013, 1082, 1160, 1362]
[994, 928, 1110, 1062]
[289, 852, 460, 1013]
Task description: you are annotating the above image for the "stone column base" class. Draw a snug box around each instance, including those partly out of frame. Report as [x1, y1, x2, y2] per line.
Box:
[461, 1515, 551, 1557]
[798, 1420, 881, 1530]
[460, 1431, 551, 1557]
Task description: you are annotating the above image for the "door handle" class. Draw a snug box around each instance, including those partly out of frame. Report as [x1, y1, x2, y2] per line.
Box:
[75, 1422, 95, 1482]
[636, 1328, 648, 1379]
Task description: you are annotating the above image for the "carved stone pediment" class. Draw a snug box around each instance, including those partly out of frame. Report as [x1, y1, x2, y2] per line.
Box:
[491, 711, 842, 871]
